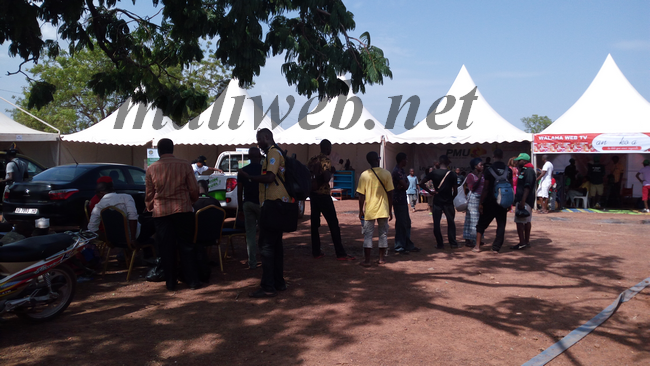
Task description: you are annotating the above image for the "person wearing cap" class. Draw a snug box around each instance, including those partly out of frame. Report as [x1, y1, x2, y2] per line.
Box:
[89, 176, 113, 212]
[535, 155, 553, 213]
[192, 155, 222, 179]
[511, 153, 536, 250]
[636, 159, 650, 213]
[587, 155, 605, 208]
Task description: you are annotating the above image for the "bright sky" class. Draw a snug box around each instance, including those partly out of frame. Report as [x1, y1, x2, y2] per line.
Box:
[0, 0, 648, 133]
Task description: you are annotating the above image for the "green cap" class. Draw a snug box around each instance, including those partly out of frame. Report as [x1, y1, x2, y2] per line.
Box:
[644, 159, 650, 166]
[514, 153, 531, 161]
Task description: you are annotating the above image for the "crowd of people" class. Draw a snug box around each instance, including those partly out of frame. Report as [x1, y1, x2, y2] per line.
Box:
[81, 130, 650, 298]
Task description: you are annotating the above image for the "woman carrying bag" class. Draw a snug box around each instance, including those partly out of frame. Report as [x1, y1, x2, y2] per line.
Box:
[463, 158, 484, 247]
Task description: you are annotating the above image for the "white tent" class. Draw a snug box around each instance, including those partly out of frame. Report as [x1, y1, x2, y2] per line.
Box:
[534, 54, 650, 198]
[60, 99, 178, 165]
[392, 65, 531, 145]
[160, 78, 283, 147]
[0, 112, 60, 167]
[63, 98, 177, 146]
[0, 112, 59, 142]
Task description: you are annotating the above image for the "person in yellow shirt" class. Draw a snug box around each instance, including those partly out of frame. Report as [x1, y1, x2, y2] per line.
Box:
[357, 151, 394, 267]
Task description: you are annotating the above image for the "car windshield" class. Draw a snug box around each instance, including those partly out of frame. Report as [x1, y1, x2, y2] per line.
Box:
[32, 165, 93, 182]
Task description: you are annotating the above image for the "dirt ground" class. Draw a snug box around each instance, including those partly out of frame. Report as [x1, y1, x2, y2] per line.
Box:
[1, 199, 649, 366]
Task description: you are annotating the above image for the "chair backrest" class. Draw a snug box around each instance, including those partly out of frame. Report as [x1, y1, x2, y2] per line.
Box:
[100, 206, 131, 249]
[194, 205, 226, 244]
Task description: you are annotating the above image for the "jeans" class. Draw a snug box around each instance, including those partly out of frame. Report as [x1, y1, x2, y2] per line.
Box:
[310, 193, 347, 257]
[407, 194, 418, 208]
[362, 218, 389, 248]
[259, 226, 285, 292]
[432, 203, 458, 247]
[393, 204, 415, 251]
[153, 212, 197, 288]
[243, 201, 261, 268]
[476, 201, 508, 251]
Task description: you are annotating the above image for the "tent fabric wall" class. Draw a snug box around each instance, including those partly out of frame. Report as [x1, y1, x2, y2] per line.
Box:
[17, 141, 59, 167]
[0, 111, 59, 142]
[60, 142, 148, 167]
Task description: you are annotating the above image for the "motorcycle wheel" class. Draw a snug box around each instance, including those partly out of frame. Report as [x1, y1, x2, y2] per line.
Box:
[16, 264, 77, 322]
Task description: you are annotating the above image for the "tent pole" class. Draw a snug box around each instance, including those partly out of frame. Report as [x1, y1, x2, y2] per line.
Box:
[57, 138, 61, 166]
[531, 139, 537, 171]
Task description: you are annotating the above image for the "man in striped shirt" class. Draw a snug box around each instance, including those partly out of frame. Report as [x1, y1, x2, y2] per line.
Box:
[145, 138, 200, 291]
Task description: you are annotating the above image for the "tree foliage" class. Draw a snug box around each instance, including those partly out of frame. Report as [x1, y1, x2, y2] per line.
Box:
[11, 43, 230, 132]
[0, 0, 392, 122]
[521, 114, 553, 133]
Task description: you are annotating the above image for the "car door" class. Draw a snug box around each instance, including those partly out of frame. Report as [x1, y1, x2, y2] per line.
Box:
[124, 167, 147, 213]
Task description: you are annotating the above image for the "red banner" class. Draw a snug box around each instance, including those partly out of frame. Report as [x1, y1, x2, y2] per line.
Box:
[534, 133, 650, 154]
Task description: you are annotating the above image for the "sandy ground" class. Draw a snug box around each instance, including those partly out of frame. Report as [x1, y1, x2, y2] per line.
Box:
[1, 200, 649, 366]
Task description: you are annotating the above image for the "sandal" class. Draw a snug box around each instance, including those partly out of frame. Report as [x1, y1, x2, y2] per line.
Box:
[471, 248, 480, 253]
[337, 255, 357, 261]
[249, 289, 278, 298]
[375, 260, 386, 265]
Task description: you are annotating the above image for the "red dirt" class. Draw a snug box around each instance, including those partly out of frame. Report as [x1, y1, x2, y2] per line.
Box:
[1, 200, 649, 366]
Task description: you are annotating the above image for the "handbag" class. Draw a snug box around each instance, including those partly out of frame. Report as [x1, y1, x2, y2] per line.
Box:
[453, 175, 469, 212]
[260, 199, 299, 233]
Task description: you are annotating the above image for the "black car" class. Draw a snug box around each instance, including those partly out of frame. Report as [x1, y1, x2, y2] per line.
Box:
[3, 164, 146, 227]
[1, 151, 47, 203]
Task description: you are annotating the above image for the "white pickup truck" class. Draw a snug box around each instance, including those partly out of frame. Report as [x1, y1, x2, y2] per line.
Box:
[200, 149, 305, 217]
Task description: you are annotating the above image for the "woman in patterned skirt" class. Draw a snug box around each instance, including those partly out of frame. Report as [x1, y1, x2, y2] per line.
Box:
[464, 158, 484, 247]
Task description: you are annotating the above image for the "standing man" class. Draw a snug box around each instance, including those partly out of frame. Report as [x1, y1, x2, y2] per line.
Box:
[511, 153, 536, 250]
[239, 128, 290, 298]
[610, 156, 624, 207]
[237, 147, 263, 269]
[392, 153, 420, 255]
[357, 151, 394, 267]
[308, 139, 355, 261]
[407, 168, 419, 213]
[536, 155, 553, 213]
[587, 155, 605, 208]
[420, 155, 458, 249]
[145, 138, 200, 291]
[564, 158, 578, 189]
[636, 159, 650, 213]
[1, 149, 27, 185]
[475, 149, 512, 253]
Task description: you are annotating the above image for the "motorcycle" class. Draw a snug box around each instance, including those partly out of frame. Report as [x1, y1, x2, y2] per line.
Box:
[0, 230, 97, 322]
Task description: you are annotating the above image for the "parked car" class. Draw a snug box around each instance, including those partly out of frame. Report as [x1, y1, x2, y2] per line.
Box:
[1, 151, 47, 207]
[3, 164, 146, 227]
[204, 149, 305, 218]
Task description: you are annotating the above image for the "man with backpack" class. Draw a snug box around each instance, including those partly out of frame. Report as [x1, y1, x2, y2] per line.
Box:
[307, 139, 355, 261]
[475, 149, 513, 253]
[239, 128, 292, 298]
[357, 151, 394, 267]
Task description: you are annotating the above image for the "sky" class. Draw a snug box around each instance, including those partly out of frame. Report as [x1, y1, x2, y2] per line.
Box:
[0, 0, 648, 134]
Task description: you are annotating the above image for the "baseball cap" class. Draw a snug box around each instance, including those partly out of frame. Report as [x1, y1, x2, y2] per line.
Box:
[513, 153, 531, 161]
[197, 155, 208, 164]
[644, 159, 650, 166]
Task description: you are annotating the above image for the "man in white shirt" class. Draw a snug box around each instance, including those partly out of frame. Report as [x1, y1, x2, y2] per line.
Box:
[536, 155, 554, 213]
[1, 150, 27, 184]
[88, 180, 139, 241]
[192, 155, 222, 179]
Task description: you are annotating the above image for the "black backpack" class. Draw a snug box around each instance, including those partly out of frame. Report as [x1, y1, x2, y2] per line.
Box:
[273, 145, 311, 201]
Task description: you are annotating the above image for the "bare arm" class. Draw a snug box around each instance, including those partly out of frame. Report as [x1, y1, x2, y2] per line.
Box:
[537, 170, 547, 181]
[637, 172, 643, 183]
[519, 187, 531, 209]
[358, 193, 365, 220]
[419, 177, 435, 196]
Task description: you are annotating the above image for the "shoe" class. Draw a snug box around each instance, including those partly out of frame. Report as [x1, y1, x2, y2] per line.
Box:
[491, 249, 500, 254]
[436, 245, 444, 249]
[643, 208, 650, 213]
[464, 241, 475, 248]
[249, 288, 278, 298]
[450, 244, 460, 249]
[275, 284, 287, 291]
[189, 282, 202, 290]
[314, 252, 325, 259]
[394, 249, 409, 255]
[409, 247, 421, 253]
[509, 243, 527, 250]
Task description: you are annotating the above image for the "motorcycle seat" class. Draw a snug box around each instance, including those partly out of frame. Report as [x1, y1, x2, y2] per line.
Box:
[0, 234, 75, 262]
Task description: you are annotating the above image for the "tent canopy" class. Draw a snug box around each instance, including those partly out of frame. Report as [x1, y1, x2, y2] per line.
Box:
[0, 112, 59, 142]
[392, 65, 531, 144]
[535, 54, 650, 154]
[542, 54, 650, 135]
[159, 78, 283, 146]
[276, 79, 394, 145]
[62, 98, 177, 146]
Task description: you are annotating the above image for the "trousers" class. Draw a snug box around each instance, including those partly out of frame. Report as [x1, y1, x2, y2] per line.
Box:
[243, 201, 261, 268]
[259, 226, 286, 292]
[153, 212, 198, 288]
[310, 193, 347, 257]
[433, 203, 458, 247]
[476, 200, 508, 251]
[393, 204, 415, 251]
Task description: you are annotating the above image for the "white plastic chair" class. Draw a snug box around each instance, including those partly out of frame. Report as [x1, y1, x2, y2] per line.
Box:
[573, 190, 589, 209]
